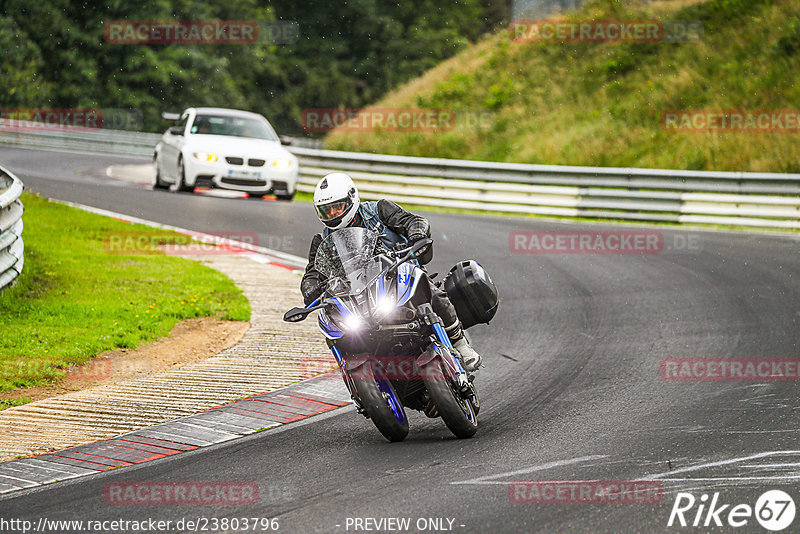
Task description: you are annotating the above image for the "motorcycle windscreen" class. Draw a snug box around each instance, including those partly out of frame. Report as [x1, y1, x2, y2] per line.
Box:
[315, 227, 380, 296]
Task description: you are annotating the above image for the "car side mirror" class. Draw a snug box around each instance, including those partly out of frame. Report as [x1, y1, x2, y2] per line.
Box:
[279, 136, 293, 146]
[169, 126, 184, 136]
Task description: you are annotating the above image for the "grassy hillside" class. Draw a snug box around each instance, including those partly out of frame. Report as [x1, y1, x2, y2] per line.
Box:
[325, 0, 800, 173]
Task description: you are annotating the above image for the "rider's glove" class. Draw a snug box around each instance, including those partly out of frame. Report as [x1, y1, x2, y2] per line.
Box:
[302, 281, 325, 306]
[407, 232, 431, 259]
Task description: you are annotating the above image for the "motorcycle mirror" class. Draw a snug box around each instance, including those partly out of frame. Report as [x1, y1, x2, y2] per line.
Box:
[283, 301, 326, 322]
[398, 238, 433, 265]
[410, 238, 432, 255]
[283, 307, 310, 322]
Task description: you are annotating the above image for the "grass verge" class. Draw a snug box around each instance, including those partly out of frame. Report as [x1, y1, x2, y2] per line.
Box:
[0, 193, 250, 396]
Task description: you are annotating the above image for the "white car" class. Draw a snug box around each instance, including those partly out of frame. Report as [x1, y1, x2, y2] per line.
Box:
[153, 107, 299, 200]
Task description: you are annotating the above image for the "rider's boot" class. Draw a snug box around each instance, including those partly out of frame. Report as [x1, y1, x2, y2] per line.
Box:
[444, 320, 482, 372]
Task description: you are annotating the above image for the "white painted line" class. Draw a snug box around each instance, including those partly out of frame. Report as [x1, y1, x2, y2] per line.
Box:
[47, 198, 308, 273]
[739, 463, 800, 468]
[655, 476, 800, 482]
[0, 473, 38, 486]
[450, 455, 608, 485]
[644, 450, 800, 480]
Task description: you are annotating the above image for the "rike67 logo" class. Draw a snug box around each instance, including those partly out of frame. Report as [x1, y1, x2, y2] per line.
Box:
[668, 490, 796, 531]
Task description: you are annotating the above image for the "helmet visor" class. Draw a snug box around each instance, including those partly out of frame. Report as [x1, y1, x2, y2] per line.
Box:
[315, 198, 352, 223]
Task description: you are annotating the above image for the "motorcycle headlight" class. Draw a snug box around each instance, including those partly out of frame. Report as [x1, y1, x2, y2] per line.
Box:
[272, 158, 293, 170]
[193, 152, 217, 163]
[343, 315, 364, 332]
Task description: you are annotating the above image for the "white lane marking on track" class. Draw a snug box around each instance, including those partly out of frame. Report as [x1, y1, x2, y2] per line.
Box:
[48, 198, 308, 272]
[740, 462, 800, 468]
[644, 450, 800, 481]
[658, 482, 800, 491]
[450, 455, 607, 485]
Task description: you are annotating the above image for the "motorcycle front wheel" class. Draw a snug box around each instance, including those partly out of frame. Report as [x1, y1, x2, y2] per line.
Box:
[352, 360, 409, 442]
[422, 359, 478, 439]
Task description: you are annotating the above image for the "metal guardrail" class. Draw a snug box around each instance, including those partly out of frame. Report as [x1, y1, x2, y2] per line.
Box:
[1, 124, 798, 229]
[0, 165, 24, 290]
[291, 148, 800, 229]
[0, 125, 161, 158]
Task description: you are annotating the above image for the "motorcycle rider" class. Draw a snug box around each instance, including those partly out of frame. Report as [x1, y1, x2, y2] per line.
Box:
[301, 173, 482, 372]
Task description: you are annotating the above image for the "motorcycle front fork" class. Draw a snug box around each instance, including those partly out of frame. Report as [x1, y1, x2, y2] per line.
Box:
[330, 345, 367, 414]
[418, 304, 472, 394]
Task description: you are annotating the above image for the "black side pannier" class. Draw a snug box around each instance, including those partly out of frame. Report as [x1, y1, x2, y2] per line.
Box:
[443, 260, 499, 329]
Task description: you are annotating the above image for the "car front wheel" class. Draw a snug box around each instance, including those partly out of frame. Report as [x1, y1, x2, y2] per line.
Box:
[175, 157, 193, 193]
[153, 156, 169, 190]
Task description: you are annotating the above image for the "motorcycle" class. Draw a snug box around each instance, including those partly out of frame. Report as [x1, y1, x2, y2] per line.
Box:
[283, 227, 498, 442]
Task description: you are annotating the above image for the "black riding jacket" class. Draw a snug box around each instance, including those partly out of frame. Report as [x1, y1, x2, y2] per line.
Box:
[300, 200, 431, 305]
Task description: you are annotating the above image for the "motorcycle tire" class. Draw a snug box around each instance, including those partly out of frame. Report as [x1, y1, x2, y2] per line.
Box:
[422, 359, 478, 439]
[352, 360, 409, 442]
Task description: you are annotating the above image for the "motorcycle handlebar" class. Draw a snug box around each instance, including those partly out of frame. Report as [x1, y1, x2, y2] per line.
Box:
[393, 238, 433, 262]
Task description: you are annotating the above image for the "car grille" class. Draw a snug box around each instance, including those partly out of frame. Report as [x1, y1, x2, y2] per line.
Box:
[221, 177, 268, 187]
[225, 157, 244, 165]
[248, 158, 265, 167]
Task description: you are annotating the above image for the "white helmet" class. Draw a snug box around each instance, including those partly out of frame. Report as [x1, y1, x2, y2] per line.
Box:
[313, 173, 360, 229]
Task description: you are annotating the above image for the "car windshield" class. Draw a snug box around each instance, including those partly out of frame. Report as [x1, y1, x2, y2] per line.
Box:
[189, 114, 278, 141]
[315, 227, 383, 296]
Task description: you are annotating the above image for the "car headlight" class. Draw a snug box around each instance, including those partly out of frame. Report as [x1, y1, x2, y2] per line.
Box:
[193, 152, 217, 163]
[272, 158, 293, 170]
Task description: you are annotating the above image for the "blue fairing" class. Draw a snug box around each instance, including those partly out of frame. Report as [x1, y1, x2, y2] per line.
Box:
[317, 259, 419, 338]
[396, 262, 421, 306]
[318, 298, 351, 339]
[318, 310, 343, 339]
